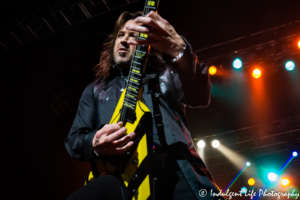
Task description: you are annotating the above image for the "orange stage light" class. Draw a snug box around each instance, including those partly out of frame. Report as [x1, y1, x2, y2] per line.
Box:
[248, 178, 255, 186]
[298, 40, 300, 49]
[252, 68, 261, 78]
[209, 66, 217, 75]
[281, 178, 290, 186]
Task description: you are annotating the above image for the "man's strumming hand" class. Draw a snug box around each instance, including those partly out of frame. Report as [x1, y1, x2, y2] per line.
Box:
[92, 122, 135, 156]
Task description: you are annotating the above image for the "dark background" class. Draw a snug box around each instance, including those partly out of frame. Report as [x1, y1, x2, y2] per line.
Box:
[2, 0, 300, 199]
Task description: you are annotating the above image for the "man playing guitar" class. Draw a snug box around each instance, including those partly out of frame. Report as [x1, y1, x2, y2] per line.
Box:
[65, 3, 222, 199]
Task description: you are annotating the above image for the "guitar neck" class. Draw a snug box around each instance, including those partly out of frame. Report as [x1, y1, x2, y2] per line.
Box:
[143, 0, 160, 16]
[122, 0, 159, 111]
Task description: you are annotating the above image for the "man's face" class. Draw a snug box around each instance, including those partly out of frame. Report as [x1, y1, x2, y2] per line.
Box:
[113, 20, 140, 69]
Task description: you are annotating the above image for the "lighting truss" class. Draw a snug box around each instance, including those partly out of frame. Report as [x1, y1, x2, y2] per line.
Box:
[194, 20, 300, 68]
[0, 0, 139, 54]
[49, 83, 87, 115]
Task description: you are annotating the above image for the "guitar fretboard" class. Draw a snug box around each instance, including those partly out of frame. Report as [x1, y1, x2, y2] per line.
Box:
[121, 0, 159, 115]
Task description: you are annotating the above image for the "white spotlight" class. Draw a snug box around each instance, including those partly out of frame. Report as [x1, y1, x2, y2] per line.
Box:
[267, 172, 278, 182]
[293, 151, 298, 157]
[233, 58, 242, 69]
[197, 140, 205, 148]
[212, 140, 220, 148]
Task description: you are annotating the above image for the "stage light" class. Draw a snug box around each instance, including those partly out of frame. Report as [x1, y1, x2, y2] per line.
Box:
[197, 140, 205, 148]
[267, 172, 278, 181]
[248, 178, 255, 186]
[279, 151, 298, 174]
[241, 187, 247, 194]
[285, 61, 295, 71]
[209, 66, 217, 75]
[212, 140, 220, 148]
[298, 40, 300, 49]
[233, 58, 242, 69]
[246, 162, 251, 166]
[252, 68, 261, 78]
[281, 178, 290, 186]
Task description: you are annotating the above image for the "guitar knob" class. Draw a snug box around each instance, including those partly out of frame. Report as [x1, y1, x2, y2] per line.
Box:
[132, 158, 139, 165]
[132, 188, 138, 196]
[126, 151, 131, 157]
[132, 174, 138, 181]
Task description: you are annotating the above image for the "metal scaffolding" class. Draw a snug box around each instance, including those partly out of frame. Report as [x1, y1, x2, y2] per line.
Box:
[0, 0, 139, 54]
[49, 83, 87, 115]
[195, 20, 300, 68]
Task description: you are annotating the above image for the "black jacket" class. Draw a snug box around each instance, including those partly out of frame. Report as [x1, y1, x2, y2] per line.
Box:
[65, 39, 221, 199]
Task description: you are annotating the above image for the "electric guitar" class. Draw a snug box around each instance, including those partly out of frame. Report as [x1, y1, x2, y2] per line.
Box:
[86, 1, 160, 199]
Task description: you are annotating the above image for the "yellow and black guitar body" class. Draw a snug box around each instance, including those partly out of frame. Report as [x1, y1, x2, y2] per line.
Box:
[86, 88, 154, 200]
[111, 88, 154, 200]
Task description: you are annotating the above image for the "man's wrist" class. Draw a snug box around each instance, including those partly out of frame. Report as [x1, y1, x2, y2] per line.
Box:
[162, 36, 195, 79]
[171, 45, 186, 63]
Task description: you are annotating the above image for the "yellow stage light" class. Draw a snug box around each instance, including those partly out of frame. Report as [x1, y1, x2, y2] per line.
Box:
[248, 178, 255, 186]
[252, 68, 261, 78]
[281, 178, 290, 186]
[209, 66, 217, 75]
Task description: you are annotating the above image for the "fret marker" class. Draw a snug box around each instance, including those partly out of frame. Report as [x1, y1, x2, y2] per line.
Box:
[129, 86, 136, 91]
[140, 33, 148, 38]
[147, 1, 155, 6]
[132, 69, 140, 74]
[136, 52, 145, 58]
[130, 78, 138, 83]
[127, 94, 135, 99]
[125, 103, 133, 108]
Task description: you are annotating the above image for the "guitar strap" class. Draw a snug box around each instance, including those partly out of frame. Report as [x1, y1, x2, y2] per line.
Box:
[147, 73, 167, 200]
[148, 74, 167, 147]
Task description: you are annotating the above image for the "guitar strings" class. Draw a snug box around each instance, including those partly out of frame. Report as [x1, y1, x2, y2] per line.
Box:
[120, 4, 146, 123]
[119, 4, 153, 124]
[121, 4, 154, 122]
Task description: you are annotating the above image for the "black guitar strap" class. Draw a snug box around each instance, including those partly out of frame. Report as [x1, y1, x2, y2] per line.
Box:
[148, 74, 167, 147]
[147, 74, 167, 200]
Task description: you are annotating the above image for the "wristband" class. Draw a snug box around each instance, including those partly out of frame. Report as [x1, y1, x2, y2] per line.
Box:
[171, 45, 186, 63]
